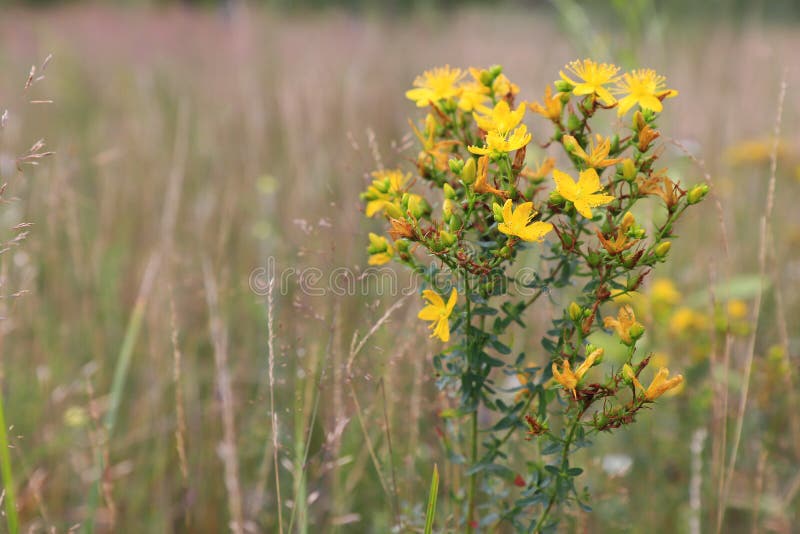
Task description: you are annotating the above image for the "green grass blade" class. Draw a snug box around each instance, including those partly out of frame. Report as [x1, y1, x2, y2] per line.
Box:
[84, 288, 150, 534]
[0, 389, 19, 534]
[424, 464, 439, 534]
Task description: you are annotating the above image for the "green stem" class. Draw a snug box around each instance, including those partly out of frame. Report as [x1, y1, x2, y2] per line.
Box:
[533, 409, 583, 533]
[0, 388, 19, 534]
[464, 273, 479, 533]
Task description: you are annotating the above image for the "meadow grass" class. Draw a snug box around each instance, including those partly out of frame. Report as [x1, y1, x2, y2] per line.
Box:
[0, 4, 797, 532]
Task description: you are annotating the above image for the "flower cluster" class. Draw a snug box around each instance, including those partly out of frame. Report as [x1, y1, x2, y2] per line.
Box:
[360, 59, 706, 530]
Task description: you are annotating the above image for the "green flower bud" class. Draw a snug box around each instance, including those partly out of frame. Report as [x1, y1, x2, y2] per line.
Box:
[629, 322, 646, 341]
[488, 64, 503, 79]
[610, 134, 620, 154]
[621, 364, 637, 386]
[554, 80, 573, 92]
[549, 190, 565, 205]
[568, 302, 582, 322]
[367, 232, 390, 254]
[396, 239, 410, 253]
[443, 183, 456, 200]
[405, 194, 431, 219]
[374, 178, 391, 194]
[587, 251, 601, 267]
[492, 202, 504, 223]
[448, 158, 464, 175]
[621, 158, 637, 182]
[654, 241, 671, 260]
[448, 213, 463, 232]
[439, 230, 457, 247]
[461, 157, 477, 185]
[384, 202, 404, 219]
[687, 184, 710, 205]
[566, 113, 581, 131]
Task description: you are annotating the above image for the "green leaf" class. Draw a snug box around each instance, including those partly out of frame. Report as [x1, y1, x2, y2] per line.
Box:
[490, 339, 512, 354]
[423, 464, 439, 534]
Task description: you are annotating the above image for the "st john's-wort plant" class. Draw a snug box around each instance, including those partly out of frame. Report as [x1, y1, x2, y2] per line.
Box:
[361, 60, 708, 531]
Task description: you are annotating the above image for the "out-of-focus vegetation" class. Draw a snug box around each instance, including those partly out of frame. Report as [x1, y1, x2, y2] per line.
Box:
[0, 2, 797, 533]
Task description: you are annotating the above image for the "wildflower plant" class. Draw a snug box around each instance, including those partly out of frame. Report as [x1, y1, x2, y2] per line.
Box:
[360, 60, 708, 531]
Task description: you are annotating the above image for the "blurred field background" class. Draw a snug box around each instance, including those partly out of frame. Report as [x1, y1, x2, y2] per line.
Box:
[0, 0, 799, 532]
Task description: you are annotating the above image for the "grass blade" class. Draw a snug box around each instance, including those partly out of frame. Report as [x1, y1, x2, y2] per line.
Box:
[424, 464, 439, 534]
[0, 390, 19, 534]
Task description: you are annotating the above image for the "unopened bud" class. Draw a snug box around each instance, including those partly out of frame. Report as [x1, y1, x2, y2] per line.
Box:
[554, 80, 573, 92]
[566, 113, 581, 131]
[549, 190, 565, 205]
[439, 230, 457, 247]
[443, 183, 456, 200]
[629, 323, 646, 341]
[568, 302, 582, 322]
[621, 364, 636, 385]
[405, 194, 431, 219]
[621, 158, 637, 181]
[384, 202, 404, 219]
[448, 213, 463, 232]
[654, 241, 671, 259]
[492, 202, 504, 223]
[461, 157, 477, 185]
[449, 158, 464, 175]
[687, 184, 709, 205]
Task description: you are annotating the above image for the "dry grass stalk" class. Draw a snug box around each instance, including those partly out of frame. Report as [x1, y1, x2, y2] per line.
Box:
[168, 286, 190, 526]
[202, 260, 245, 534]
[266, 276, 284, 533]
[717, 73, 788, 532]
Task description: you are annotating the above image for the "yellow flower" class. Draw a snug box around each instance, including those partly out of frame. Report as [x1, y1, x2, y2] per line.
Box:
[650, 279, 681, 307]
[669, 307, 710, 334]
[405, 65, 465, 108]
[642, 367, 684, 401]
[457, 71, 491, 112]
[529, 85, 563, 121]
[367, 233, 394, 265]
[604, 305, 643, 344]
[559, 59, 619, 105]
[724, 138, 792, 167]
[614, 69, 678, 116]
[562, 134, 622, 169]
[552, 168, 615, 218]
[637, 170, 679, 208]
[596, 211, 637, 255]
[492, 73, 519, 99]
[362, 169, 410, 218]
[410, 115, 460, 173]
[418, 288, 458, 342]
[495, 199, 554, 242]
[520, 157, 556, 183]
[473, 100, 526, 133]
[727, 299, 747, 320]
[552, 348, 604, 398]
[468, 125, 531, 156]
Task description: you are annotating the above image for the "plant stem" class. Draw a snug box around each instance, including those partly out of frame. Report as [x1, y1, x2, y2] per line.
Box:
[0, 388, 19, 534]
[533, 409, 583, 533]
[464, 273, 479, 533]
